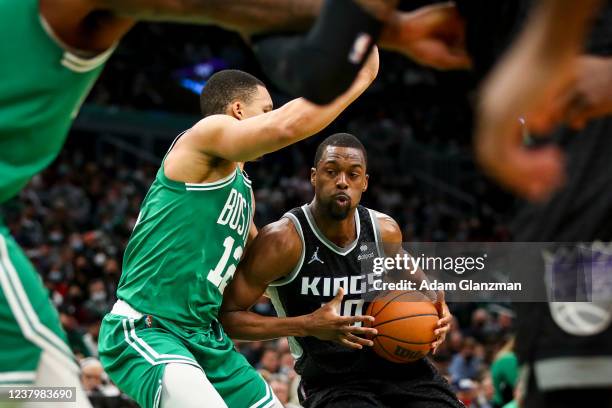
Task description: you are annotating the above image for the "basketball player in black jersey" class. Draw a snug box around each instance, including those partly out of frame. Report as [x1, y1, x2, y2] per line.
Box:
[220, 133, 461, 408]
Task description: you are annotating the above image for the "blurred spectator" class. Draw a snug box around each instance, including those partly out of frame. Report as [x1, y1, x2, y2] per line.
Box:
[496, 309, 515, 339]
[270, 377, 301, 408]
[257, 347, 281, 374]
[454, 378, 478, 407]
[84, 279, 112, 319]
[83, 320, 102, 358]
[448, 328, 464, 354]
[81, 358, 136, 408]
[474, 374, 495, 408]
[236, 340, 265, 366]
[465, 308, 498, 344]
[81, 358, 106, 394]
[449, 337, 484, 381]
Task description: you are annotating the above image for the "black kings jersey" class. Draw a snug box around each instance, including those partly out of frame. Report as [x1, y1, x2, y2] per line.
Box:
[267, 204, 418, 383]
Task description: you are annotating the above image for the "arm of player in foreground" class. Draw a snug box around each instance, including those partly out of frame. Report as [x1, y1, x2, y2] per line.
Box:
[375, 211, 451, 353]
[219, 218, 377, 350]
[475, 0, 601, 201]
[252, 0, 392, 104]
[253, 0, 469, 104]
[378, 2, 471, 70]
[189, 47, 379, 163]
[92, 0, 323, 33]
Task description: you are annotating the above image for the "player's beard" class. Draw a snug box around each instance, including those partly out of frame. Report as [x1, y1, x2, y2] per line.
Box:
[327, 197, 352, 220]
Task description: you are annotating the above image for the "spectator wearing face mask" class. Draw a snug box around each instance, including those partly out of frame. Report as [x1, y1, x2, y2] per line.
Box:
[449, 337, 483, 381]
[84, 279, 112, 318]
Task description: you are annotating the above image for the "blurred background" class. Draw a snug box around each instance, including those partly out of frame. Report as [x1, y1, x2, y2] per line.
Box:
[2, 17, 520, 408]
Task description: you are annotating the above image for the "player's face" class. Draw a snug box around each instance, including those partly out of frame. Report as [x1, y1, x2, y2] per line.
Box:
[240, 85, 273, 119]
[311, 146, 368, 220]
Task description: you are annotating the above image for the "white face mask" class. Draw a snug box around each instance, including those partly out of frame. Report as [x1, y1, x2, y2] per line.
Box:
[50, 231, 64, 243]
[49, 270, 63, 282]
[91, 291, 107, 302]
[94, 253, 107, 267]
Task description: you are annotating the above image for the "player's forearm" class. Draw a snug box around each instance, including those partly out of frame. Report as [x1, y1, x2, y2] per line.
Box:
[219, 311, 308, 341]
[278, 67, 375, 138]
[522, 0, 601, 60]
[228, 70, 374, 162]
[98, 0, 322, 34]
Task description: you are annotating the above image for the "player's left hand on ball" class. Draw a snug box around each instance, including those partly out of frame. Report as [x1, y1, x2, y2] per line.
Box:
[379, 3, 471, 70]
[432, 291, 451, 354]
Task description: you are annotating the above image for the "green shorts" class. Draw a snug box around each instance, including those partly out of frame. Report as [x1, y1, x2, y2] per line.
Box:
[0, 224, 78, 385]
[99, 303, 273, 408]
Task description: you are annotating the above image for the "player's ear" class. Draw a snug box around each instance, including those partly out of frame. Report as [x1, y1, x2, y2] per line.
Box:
[310, 167, 316, 187]
[230, 101, 244, 120]
[363, 174, 369, 192]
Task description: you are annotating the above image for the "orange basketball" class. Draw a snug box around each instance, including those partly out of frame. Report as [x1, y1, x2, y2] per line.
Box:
[366, 291, 438, 363]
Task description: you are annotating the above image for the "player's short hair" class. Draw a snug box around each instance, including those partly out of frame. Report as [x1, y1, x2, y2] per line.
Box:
[200, 70, 266, 117]
[314, 133, 367, 167]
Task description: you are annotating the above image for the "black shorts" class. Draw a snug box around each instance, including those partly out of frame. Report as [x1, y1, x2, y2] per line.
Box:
[298, 359, 462, 408]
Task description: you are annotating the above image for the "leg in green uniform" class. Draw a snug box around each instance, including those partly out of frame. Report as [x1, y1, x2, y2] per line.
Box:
[99, 310, 277, 408]
[0, 224, 77, 384]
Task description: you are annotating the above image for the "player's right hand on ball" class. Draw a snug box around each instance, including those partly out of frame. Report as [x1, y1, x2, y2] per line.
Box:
[304, 287, 377, 350]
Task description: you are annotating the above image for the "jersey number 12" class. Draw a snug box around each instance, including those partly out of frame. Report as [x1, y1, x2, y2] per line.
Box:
[208, 236, 243, 293]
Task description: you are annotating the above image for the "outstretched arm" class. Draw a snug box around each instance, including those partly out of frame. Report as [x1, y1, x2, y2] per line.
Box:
[189, 47, 379, 163]
[220, 218, 376, 349]
[46, 0, 468, 69]
[42, 0, 322, 53]
[94, 0, 322, 33]
[253, 0, 470, 104]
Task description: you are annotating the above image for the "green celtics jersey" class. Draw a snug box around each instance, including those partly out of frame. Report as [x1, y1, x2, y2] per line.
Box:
[0, 0, 112, 203]
[117, 156, 254, 328]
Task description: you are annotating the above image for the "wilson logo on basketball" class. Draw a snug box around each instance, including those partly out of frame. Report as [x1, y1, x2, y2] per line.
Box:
[394, 345, 424, 361]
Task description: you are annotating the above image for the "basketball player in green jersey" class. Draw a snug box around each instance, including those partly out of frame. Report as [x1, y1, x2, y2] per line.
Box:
[0, 0, 439, 404]
[97, 50, 379, 408]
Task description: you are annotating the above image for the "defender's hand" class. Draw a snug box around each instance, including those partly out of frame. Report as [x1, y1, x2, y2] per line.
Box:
[432, 291, 451, 354]
[356, 45, 380, 85]
[475, 46, 574, 201]
[304, 287, 377, 349]
[380, 3, 471, 70]
[563, 56, 612, 129]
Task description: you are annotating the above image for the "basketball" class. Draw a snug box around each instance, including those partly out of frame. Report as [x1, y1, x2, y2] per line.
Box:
[366, 291, 439, 363]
